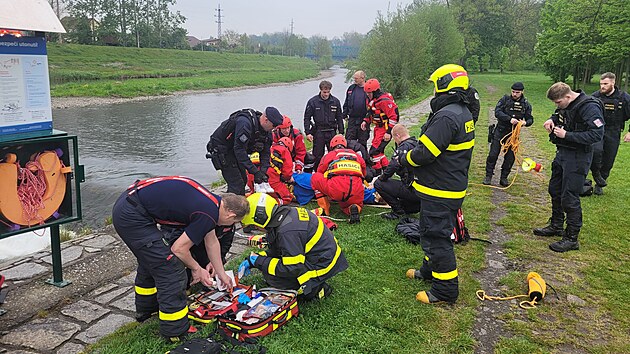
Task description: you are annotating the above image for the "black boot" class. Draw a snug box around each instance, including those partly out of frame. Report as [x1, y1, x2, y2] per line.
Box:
[382, 211, 403, 220]
[533, 219, 564, 237]
[593, 172, 607, 187]
[499, 177, 509, 187]
[549, 231, 579, 252]
[593, 185, 604, 195]
[482, 175, 492, 185]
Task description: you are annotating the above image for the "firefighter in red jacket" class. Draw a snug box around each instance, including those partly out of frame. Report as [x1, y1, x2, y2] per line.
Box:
[268, 137, 295, 205]
[311, 134, 366, 224]
[361, 78, 400, 173]
[273, 115, 307, 172]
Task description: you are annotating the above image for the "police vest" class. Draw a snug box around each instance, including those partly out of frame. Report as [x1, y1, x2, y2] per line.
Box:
[323, 150, 363, 178]
[551, 94, 603, 149]
[506, 96, 526, 119]
[209, 109, 266, 150]
[593, 91, 625, 127]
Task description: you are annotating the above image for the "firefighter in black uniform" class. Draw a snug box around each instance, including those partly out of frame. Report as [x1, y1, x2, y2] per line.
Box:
[343, 70, 370, 148]
[399, 64, 475, 304]
[589, 72, 630, 195]
[483, 82, 534, 186]
[533, 82, 604, 252]
[112, 176, 249, 341]
[375, 124, 422, 220]
[304, 80, 344, 169]
[206, 107, 284, 195]
[238, 193, 349, 300]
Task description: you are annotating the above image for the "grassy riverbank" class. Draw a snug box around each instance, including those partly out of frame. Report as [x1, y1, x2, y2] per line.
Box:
[47, 44, 319, 97]
[85, 72, 628, 353]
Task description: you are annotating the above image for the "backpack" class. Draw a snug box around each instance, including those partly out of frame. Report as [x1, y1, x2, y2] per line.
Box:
[451, 208, 470, 244]
[395, 208, 471, 245]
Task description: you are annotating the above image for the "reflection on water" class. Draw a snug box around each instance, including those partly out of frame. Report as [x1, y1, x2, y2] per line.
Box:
[53, 67, 349, 229]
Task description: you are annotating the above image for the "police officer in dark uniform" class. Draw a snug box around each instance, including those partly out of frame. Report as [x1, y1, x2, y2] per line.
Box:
[111, 176, 249, 341]
[207, 107, 284, 195]
[533, 82, 604, 252]
[400, 64, 475, 304]
[343, 70, 370, 148]
[589, 72, 630, 195]
[375, 124, 422, 220]
[304, 80, 344, 169]
[483, 82, 534, 186]
[238, 193, 348, 300]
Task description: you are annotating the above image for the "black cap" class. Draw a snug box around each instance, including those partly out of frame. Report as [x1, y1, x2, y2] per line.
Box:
[511, 82, 525, 91]
[264, 107, 283, 127]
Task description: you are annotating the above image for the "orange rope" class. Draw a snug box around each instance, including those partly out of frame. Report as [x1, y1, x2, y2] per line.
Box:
[17, 160, 47, 226]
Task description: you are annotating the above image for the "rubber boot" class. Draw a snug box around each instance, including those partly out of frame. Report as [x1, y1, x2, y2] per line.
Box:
[533, 218, 564, 237]
[549, 230, 580, 252]
[415, 290, 453, 305]
[406, 269, 431, 282]
[349, 204, 361, 224]
[316, 197, 330, 216]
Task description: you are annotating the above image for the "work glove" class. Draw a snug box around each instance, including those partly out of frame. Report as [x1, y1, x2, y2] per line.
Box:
[237, 255, 258, 278]
[253, 170, 268, 184]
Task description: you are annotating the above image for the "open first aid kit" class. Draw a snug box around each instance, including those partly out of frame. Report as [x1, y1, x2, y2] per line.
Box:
[187, 284, 254, 324]
[218, 288, 298, 342]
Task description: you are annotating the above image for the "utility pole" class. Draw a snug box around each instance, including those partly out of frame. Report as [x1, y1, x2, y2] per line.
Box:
[289, 19, 294, 56]
[215, 4, 223, 40]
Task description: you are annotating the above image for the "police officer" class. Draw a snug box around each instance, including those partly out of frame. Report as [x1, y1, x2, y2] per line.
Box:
[112, 176, 249, 341]
[237, 193, 348, 300]
[343, 70, 370, 148]
[589, 72, 630, 195]
[483, 82, 534, 186]
[207, 107, 284, 195]
[400, 64, 475, 304]
[533, 82, 604, 252]
[375, 124, 422, 220]
[304, 80, 344, 169]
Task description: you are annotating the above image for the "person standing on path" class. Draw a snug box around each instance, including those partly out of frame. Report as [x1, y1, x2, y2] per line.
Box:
[304, 80, 344, 169]
[589, 72, 630, 195]
[533, 82, 604, 253]
[343, 70, 370, 148]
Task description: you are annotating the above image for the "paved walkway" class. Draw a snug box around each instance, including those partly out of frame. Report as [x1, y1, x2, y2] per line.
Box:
[0, 226, 249, 354]
[0, 100, 431, 354]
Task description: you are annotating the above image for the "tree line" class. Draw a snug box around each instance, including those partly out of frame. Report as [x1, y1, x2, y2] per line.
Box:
[356, 0, 628, 98]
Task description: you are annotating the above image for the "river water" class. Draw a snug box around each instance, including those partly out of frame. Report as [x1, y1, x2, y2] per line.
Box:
[52, 67, 350, 230]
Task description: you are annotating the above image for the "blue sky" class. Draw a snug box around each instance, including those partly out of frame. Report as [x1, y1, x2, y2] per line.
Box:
[172, 0, 416, 39]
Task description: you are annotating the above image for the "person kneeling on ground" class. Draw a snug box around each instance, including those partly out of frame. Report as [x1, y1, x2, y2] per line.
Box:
[267, 137, 295, 204]
[374, 124, 422, 220]
[310, 134, 367, 224]
[238, 193, 348, 300]
[112, 176, 249, 342]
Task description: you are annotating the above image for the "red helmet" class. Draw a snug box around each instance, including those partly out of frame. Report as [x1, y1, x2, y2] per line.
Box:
[364, 78, 381, 93]
[277, 115, 292, 129]
[278, 137, 294, 152]
[330, 134, 347, 149]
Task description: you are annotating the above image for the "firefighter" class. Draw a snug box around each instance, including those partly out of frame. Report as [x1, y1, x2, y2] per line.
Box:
[268, 137, 295, 205]
[343, 70, 370, 148]
[238, 193, 348, 300]
[399, 64, 475, 304]
[111, 176, 249, 341]
[206, 107, 284, 195]
[304, 80, 345, 169]
[361, 78, 400, 173]
[374, 124, 422, 220]
[310, 134, 367, 224]
[483, 82, 534, 186]
[273, 115, 307, 173]
[589, 72, 630, 195]
[533, 82, 604, 252]
[347, 138, 376, 182]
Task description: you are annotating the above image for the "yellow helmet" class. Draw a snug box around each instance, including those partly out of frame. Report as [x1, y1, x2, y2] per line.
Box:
[429, 64, 469, 93]
[242, 193, 278, 228]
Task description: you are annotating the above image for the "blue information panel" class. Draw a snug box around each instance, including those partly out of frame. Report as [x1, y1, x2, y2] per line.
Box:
[0, 36, 53, 137]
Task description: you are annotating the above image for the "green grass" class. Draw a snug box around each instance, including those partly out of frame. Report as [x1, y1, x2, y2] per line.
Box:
[85, 71, 628, 353]
[47, 44, 319, 97]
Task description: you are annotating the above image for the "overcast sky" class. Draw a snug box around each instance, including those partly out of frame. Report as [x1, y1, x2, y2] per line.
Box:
[172, 0, 416, 39]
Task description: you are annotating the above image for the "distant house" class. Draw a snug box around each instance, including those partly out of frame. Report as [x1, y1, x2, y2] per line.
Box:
[187, 36, 221, 49]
